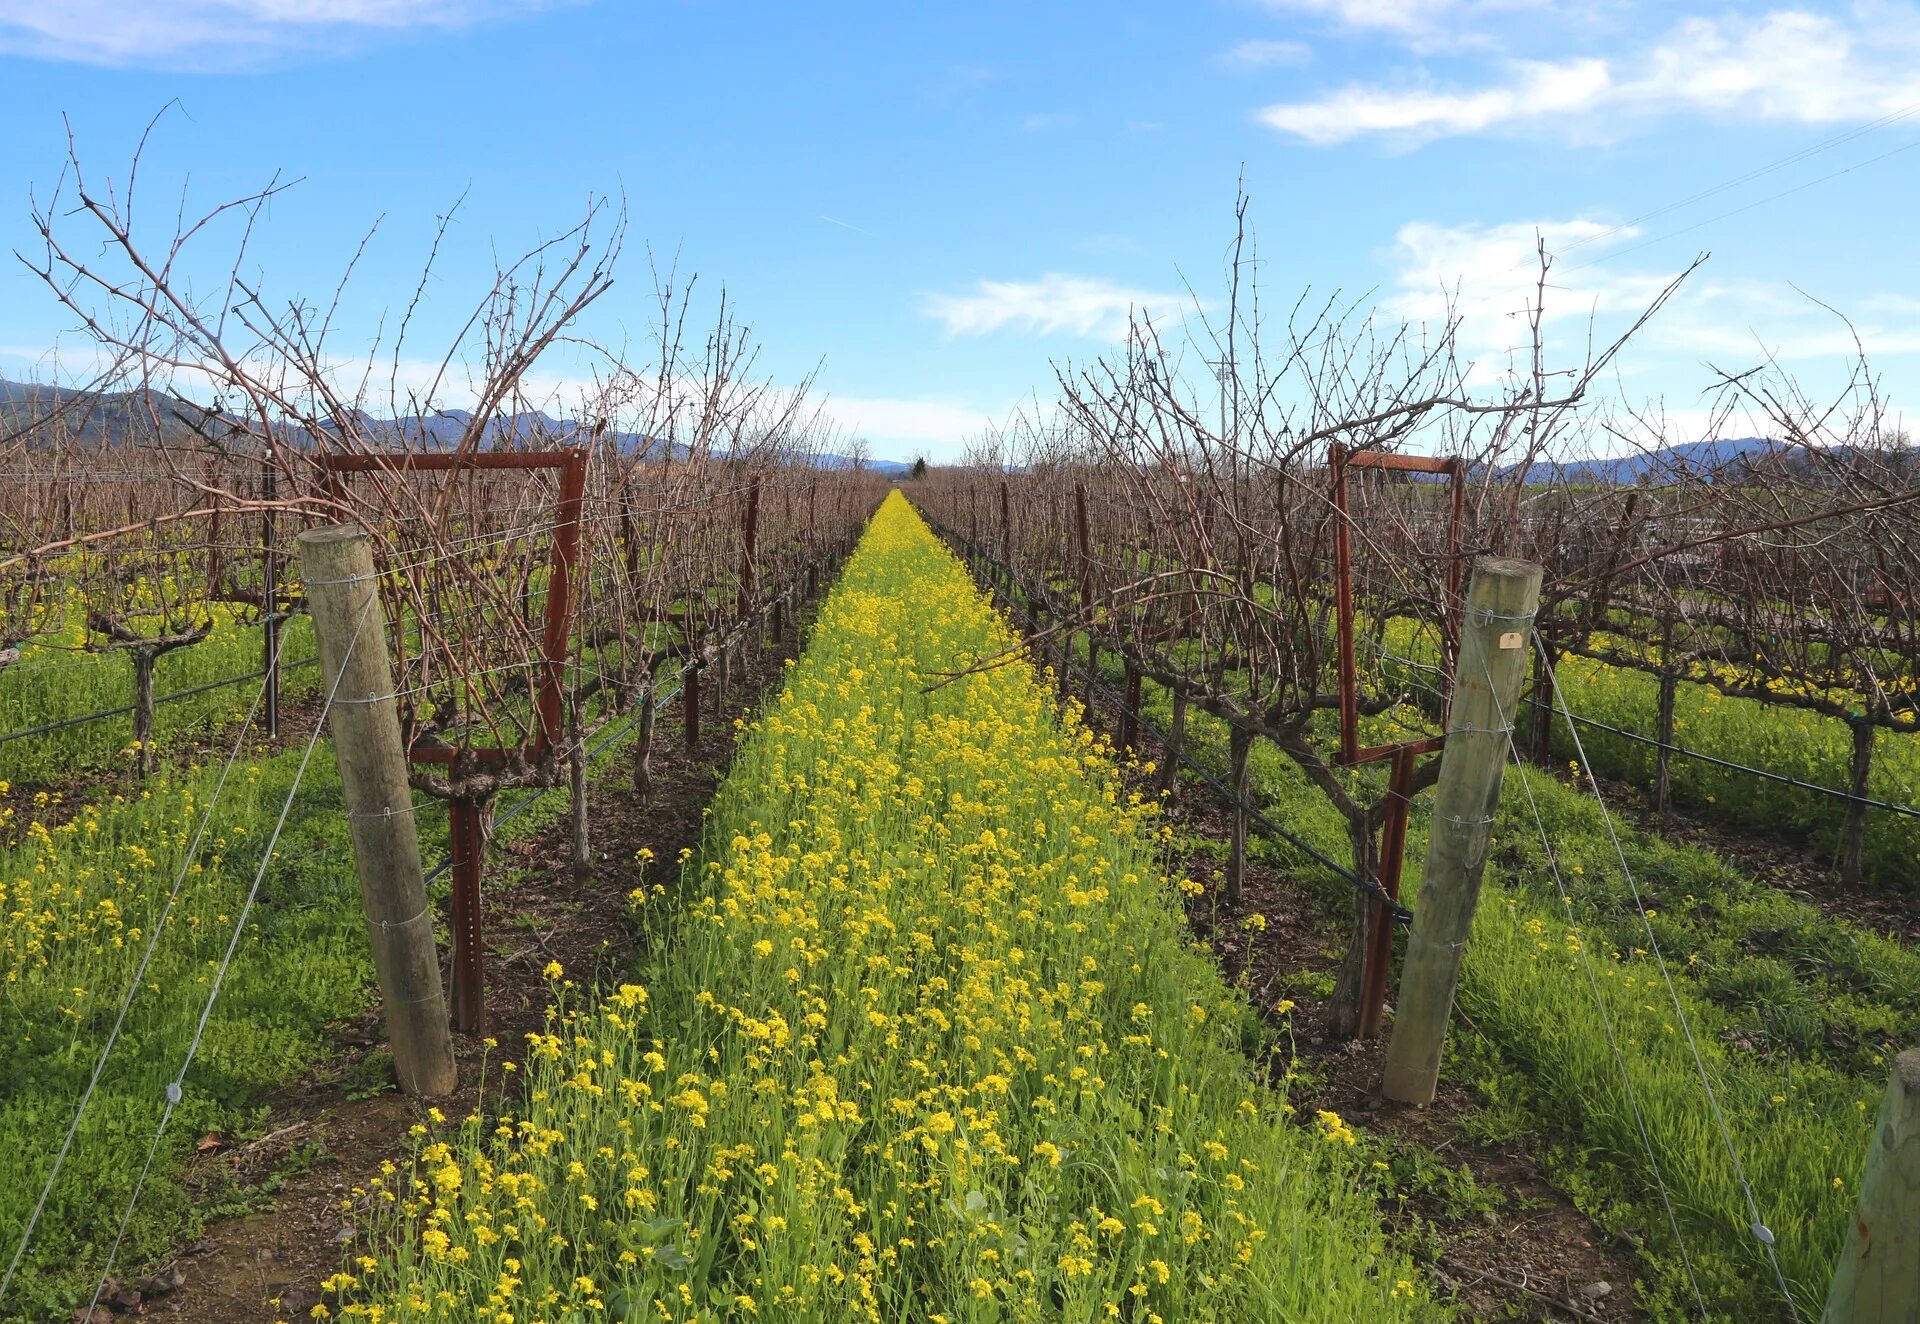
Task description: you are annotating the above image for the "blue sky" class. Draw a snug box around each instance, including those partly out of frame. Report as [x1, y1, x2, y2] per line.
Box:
[0, 0, 1916, 460]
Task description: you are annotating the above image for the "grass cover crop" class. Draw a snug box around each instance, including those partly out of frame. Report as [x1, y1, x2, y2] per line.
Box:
[1379, 620, 1920, 891]
[0, 600, 317, 784]
[1115, 669, 1905, 1321]
[1542, 653, 1919, 892]
[0, 693, 628, 1320]
[343, 494, 1429, 1324]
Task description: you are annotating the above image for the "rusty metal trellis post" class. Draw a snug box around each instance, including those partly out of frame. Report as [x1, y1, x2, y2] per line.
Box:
[316, 449, 588, 1036]
[1329, 444, 1467, 1039]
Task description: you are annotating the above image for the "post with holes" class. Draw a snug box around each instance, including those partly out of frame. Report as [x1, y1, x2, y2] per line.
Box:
[1357, 745, 1417, 1039]
[298, 524, 456, 1095]
[446, 797, 487, 1033]
[1823, 1047, 1920, 1324]
[1382, 556, 1542, 1105]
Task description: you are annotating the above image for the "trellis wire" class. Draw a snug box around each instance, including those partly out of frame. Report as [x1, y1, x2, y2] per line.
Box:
[1382, 647, 1920, 820]
[78, 591, 377, 1319]
[1534, 629, 1802, 1319]
[0, 612, 306, 1308]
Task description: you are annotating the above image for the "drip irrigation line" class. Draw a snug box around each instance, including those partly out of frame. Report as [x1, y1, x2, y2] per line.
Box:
[1521, 696, 1920, 820]
[0, 656, 322, 746]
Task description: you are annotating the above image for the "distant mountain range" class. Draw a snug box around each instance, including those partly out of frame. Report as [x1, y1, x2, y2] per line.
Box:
[0, 378, 911, 473]
[1495, 437, 1791, 484]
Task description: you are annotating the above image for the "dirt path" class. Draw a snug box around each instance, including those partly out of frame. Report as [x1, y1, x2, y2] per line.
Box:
[86, 625, 803, 1324]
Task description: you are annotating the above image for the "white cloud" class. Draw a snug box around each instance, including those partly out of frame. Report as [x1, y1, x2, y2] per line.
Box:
[1220, 38, 1312, 68]
[921, 273, 1191, 339]
[1257, 0, 1550, 45]
[1260, 8, 1920, 144]
[0, 0, 561, 68]
[1262, 58, 1608, 143]
[818, 395, 1003, 456]
[1381, 216, 1920, 378]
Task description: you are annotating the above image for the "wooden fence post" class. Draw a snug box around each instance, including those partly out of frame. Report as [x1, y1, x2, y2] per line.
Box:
[298, 524, 456, 1097]
[1382, 556, 1542, 1105]
[1822, 1048, 1920, 1324]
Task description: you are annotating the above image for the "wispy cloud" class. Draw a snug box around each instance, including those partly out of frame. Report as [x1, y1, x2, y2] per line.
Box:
[1263, 57, 1608, 143]
[1382, 216, 1920, 374]
[1219, 38, 1312, 69]
[1260, 8, 1920, 145]
[1256, 0, 1548, 47]
[921, 273, 1190, 339]
[820, 394, 1003, 454]
[0, 0, 567, 68]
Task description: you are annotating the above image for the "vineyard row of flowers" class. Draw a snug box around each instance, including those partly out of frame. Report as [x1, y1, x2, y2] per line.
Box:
[340, 493, 1428, 1323]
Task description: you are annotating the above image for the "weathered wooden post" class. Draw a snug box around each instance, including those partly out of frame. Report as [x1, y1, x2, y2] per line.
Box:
[299, 524, 456, 1096]
[1382, 556, 1542, 1105]
[1823, 1047, 1920, 1324]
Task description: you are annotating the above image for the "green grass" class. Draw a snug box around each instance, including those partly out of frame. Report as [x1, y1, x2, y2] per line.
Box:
[0, 608, 319, 785]
[0, 683, 659, 1321]
[342, 494, 1434, 1324]
[1117, 665, 1901, 1321]
[1378, 618, 1920, 892]
[1541, 652, 1920, 893]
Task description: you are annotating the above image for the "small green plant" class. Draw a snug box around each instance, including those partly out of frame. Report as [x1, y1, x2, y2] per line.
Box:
[343, 1050, 397, 1102]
